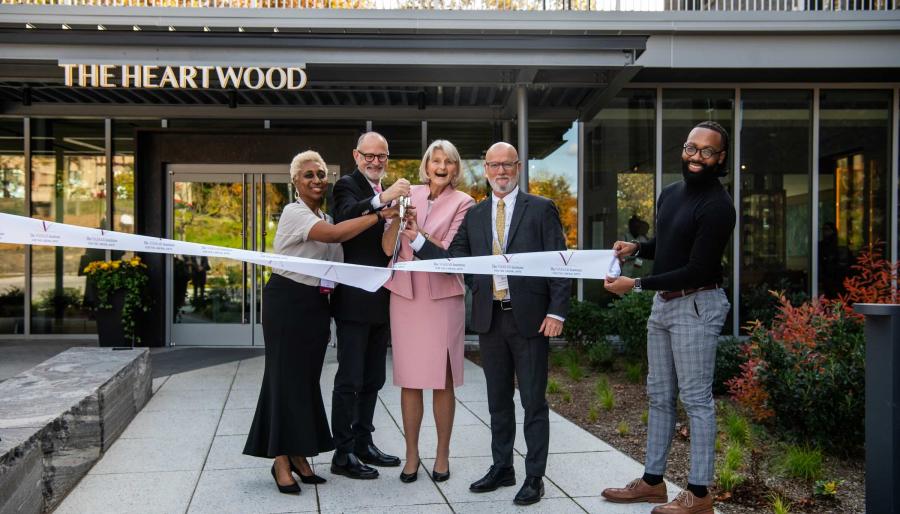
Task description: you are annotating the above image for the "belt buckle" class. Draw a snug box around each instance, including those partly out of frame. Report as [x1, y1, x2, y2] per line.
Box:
[499, 299, 512, 311]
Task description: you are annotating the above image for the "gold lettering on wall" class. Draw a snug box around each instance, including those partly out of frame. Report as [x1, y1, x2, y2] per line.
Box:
[59, 64, 308, 90]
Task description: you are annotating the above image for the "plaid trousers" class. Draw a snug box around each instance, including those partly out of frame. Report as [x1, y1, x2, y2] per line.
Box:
[644, 288, 730, 485]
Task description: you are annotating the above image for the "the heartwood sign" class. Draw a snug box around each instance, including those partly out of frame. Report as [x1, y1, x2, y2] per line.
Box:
[60, 64, 308, 90]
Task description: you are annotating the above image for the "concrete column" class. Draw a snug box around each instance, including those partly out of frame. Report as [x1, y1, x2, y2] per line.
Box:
[854, 303, 900, 514]
[517, 85, 528, 192]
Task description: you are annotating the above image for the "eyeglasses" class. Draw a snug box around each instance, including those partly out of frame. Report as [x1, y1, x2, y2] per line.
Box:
[683, 143, 724, 159]
[357, 151, 389, 163]
[485, 161, 519, 171]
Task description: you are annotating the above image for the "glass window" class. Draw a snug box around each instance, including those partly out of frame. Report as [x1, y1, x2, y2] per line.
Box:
[582, 89, 656, 303]
[528, 121, 579, 249]
[818, 90, 893, 298]
[30, 119, 107, 334]
[662, 89, 735, 333]
[0, 119, 26, 334]
[112, 120, 157, 233]
[740, 91, 812, 327]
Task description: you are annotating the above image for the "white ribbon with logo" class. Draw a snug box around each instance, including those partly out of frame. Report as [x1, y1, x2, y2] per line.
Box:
[0, 213, 619, 289]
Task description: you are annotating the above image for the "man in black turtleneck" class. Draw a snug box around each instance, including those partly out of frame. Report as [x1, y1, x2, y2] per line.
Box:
[601, 122, 736, 514]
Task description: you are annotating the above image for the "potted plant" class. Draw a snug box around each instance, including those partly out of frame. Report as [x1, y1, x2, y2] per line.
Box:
[83, 256, 151, 347]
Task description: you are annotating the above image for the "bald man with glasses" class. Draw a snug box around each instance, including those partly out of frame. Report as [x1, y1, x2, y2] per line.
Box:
[407, 142, 571, 506]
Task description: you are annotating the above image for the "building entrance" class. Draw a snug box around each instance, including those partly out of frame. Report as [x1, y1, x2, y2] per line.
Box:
[166, 164, 292, 346]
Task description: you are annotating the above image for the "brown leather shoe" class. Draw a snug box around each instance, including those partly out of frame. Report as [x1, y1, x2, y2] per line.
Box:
[601, 478, 667, 504]
[651, 490, 714, 514]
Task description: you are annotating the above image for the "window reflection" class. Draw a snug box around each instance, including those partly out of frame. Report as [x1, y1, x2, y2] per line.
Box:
[583, 89, 656, 303]
[740, 91, 812, 327]
[30, 119, 107, 334]
[0, 120, 26, 334]
[818, 90, 892, 298]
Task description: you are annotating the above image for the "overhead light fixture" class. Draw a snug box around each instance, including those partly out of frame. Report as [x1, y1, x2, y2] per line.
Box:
[273, 27, 279, 33]
[25, 23, 35, 29]
[168, 26, 176, 32]
[132, 25, 141, 31]
[203, 26, 211, 32]
[61, 23, 71, 30]
[238, 27, 245, 33]
[97, 24, 106, 31]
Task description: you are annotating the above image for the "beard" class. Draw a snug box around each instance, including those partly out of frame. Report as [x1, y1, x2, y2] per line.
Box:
[361, 166, 386, 183]
[487, 175, 518, 195]
[681, 159, 724, 185]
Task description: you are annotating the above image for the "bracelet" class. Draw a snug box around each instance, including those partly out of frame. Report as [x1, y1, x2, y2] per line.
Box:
[421, 231, 430, 241]
[375, 210, 383, 222]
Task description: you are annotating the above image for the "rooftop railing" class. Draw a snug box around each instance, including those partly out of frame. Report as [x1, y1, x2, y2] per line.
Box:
[1, 0, 895, 11]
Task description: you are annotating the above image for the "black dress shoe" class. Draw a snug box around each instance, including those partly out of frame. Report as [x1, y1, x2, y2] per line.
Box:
[431, 467, 450, 482]
[400, 460, 421, 483]
[330, 453, 379, 480]
[271, 464, 301, 494]
[469, 465, 516, 493]
[289, 458, 327, 484]
[513, 476, 545, 505]
[356, 443, 401, 467]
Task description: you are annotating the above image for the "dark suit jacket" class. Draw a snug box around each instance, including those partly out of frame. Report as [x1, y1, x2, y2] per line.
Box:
[330, 169, 390, 324]
[416, 191, 571, 336]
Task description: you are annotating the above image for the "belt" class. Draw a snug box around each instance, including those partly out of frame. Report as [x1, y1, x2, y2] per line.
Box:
[658, 284, 719, 301]
[493, 299, 513, 311]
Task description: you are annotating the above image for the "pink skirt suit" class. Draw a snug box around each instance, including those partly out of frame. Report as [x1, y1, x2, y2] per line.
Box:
[384, 185, 475, 390]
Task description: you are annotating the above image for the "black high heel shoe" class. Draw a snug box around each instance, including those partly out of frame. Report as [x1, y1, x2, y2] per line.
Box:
[289, 457, 327, 484]
[432, 466, 450, 482]
[400, 460, 420, 483]
[271, 464, 301, 494]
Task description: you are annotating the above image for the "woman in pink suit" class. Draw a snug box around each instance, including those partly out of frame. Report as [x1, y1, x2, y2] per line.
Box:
[382, 139, 475, 483]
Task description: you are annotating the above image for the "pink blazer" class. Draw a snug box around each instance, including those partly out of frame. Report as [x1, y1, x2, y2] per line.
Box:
[384, 185, 475, 301]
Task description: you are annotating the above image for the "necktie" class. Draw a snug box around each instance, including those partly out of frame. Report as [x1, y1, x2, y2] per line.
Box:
[493, 198, 507, 300]
[374, 183, 383, 194]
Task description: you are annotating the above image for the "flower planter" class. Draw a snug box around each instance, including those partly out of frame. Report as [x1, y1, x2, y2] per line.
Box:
[94, 289, 130, 347]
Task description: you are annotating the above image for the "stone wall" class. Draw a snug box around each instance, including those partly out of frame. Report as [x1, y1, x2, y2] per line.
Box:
[0, 348, 152, 514]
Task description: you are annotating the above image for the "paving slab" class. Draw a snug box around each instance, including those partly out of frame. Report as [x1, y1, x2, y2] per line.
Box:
[450, 498, 587, 514]
[119, 408, 221, 440]
[422, 455, 566, 504]
[89, 431, 213, 474]
[314, 462, 447, 512]
[216, 408, 256, 436]
[143, 388, 228, 412]
[55, 470, 199, 514]
[205, 434, 271, 470]
[188, 467, 319, 514]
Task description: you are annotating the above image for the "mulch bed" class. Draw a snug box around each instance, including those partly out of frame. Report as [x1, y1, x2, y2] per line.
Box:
[465, 351, 865, 514]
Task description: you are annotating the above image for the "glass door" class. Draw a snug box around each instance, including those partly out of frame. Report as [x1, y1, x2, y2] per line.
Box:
[167, 164, 290, 346]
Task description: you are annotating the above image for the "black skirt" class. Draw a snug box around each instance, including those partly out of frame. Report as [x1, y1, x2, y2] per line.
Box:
[243, 273, 335, 457]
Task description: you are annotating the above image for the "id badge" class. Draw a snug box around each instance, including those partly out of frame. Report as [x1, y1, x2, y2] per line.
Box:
[319, 279, 335, 295]
[493, 274, 509, 292]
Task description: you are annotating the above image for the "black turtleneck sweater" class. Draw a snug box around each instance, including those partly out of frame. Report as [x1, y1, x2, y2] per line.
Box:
[639, 178, 736, 292]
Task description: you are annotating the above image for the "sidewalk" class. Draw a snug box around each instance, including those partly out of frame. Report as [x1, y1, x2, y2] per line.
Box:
[55, 347, 685, 514]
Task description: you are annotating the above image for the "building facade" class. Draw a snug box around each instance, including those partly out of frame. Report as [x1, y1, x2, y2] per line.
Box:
[0, 2, 898, 345]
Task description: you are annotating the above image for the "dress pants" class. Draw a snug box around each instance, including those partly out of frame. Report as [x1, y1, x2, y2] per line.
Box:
[479, 303, 550, 477]
[331, 319, 390, 454]
[644, 288, 730, 485]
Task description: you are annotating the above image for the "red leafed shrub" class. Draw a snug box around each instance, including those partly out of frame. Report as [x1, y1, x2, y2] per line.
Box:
[840, 245, 899, 305]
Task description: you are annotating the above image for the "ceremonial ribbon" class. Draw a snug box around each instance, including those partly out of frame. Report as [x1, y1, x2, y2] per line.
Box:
[0, 213, 620, 292]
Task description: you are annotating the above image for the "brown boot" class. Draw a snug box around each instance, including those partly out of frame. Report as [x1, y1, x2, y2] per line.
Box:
[651, 490, 714, 514]
[601, 478, 667, 504]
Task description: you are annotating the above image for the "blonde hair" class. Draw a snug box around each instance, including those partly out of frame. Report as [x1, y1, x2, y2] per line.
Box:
[419, 140, 462, 188]
[289, 150, 328, 182]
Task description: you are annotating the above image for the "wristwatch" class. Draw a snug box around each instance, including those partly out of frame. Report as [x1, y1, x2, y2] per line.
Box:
[630, 239, 642, 258]
[633, 278, 642, 293]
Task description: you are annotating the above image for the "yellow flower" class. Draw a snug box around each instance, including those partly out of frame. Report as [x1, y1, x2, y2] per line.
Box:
[111, 261, 121, 269]
[100, 263, 110, 270]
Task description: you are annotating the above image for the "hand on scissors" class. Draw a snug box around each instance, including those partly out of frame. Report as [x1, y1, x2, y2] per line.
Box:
[401, 217, 419, 242]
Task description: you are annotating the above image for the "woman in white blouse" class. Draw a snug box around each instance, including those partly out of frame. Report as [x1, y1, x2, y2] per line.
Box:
[243, 150, 399, 495]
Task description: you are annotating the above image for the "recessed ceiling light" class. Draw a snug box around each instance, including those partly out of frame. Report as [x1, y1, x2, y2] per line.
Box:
[203, 26, 211, 32]
[97, 24, 106, 30]
[61, 23, 71, 30]
[133, 25, 141, 31]
[25, 23, 35, 29]
[168, 26, 176, 32]
[273, 27, 279, 33]
[238, 27, 245, 33]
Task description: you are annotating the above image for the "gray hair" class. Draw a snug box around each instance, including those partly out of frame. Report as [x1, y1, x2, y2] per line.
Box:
[289, 150, 328, 182]
[356, 131, 388, 150]
[419, 139, 462, 188]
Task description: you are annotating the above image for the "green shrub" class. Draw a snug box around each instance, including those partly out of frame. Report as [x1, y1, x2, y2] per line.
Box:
[624, 362, 644, 384]
[595, 375, 610, 397]
[779, 445, 823, 481]
[562, 391, 572, 403]
[0, 286, 24, 316]
[616, 420, 630, 436]
[770, 494, 792, 514]
[641, 410, 649, 425]
[547, 379, 561, 395]
[587, 404, 599, 423]
[599, 388, 615, 411]
[35, 287, 82, 314]
[585, 341, 615, 371]
[563, 298, 607, 346]
[721, 406, 750, 447]
[603, 291, 654, 360]
[565, 360, 584, 382]
[729, 294, 866, 448]
[723, 444, 744, 471]
[714, 336, 745, 395]
[716, 466, 744, 492]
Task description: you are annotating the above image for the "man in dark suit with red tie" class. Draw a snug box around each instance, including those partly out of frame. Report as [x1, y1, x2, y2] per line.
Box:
[407, 142, 571, 505]
[330, 132, 409, 479]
